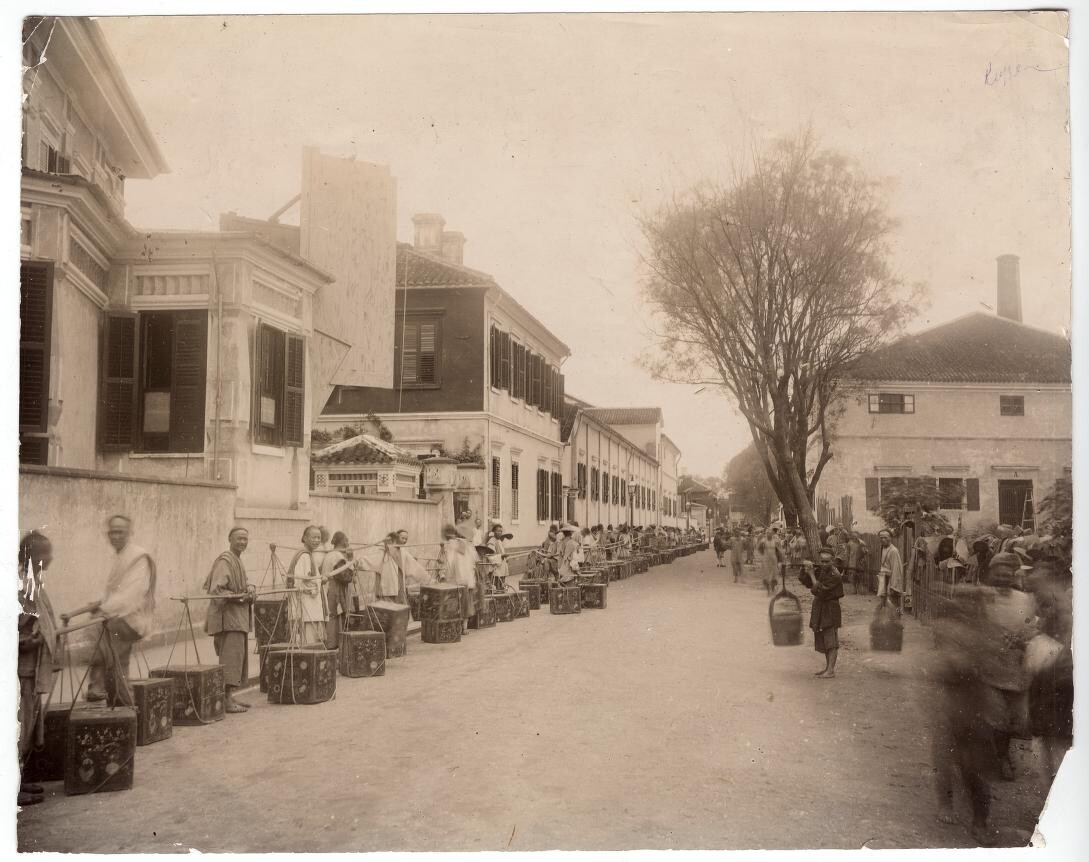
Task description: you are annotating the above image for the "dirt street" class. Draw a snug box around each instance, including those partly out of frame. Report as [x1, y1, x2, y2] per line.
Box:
[18, 549, 1050, 851]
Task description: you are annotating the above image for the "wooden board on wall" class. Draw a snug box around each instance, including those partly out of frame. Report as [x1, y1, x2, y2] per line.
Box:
[300, 148, 397, 406]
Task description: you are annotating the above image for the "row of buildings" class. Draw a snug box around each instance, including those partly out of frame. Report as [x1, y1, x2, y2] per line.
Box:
[18, 19, 1068, 639]
[17, 18, 697, 639]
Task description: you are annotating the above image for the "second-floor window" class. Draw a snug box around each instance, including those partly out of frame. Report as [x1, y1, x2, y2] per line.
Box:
[590, 466, 600, 502]
[1000, 395, 1025, 416]
[401, 316, 441, 387]
[577, 463, 587, 499]
[868, 393, 915, 414]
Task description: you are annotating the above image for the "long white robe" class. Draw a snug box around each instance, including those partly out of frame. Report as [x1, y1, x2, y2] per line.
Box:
[288, 550, 327, 644]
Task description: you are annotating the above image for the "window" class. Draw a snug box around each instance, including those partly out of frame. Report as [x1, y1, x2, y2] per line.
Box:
[400, 316, 441, 387]
[537, 468, 549, 521]
[1000, 395, 1025, 416]
[868, 393, 915, 414]
[252, 322, 305, 448]
[490, 457, 501, 520]
[550, 472, 563, 520]
[99, 310, 210, 454]
[19, 262, 52, 465]
[590, 466, 600, 502]
[577, 463, 587, 499]
[602, 471, 610, 504]
[612, 476, 619, 505]
[621, 479, 627, 505]
[938, 477, 966, 510]
[511, 462, 520, 522]
[513, 342, 526, 399]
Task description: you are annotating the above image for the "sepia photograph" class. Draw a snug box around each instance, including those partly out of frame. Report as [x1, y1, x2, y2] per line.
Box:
[8, 3, 1082, 855]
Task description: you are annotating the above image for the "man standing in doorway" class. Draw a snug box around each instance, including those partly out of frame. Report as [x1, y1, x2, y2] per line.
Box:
[203, 527, 256, 713]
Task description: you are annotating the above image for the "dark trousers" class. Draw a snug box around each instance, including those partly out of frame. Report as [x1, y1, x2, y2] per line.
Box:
[89, 618, 140, 704]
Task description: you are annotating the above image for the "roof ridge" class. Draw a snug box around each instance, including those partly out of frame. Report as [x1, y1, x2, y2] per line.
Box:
[397, 243, 496, 284]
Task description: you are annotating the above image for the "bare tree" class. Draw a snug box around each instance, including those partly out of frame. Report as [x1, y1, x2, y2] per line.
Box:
[641, 129, 920, 553]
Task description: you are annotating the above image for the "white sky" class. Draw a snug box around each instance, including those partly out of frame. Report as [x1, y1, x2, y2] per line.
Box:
[98, 11, 1071, 477]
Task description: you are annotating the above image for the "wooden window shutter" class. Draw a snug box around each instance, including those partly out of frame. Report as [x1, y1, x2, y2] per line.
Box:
[489, 325, 498, 387]
[555, 370, 564, 417]
[20, 262, 52, 434]
[542, 362, 553, 415]
[284, 334, 306, 447]
[864, 477, 879, 511]
[966, 478, 980, 512]
[418, 322, 437, 384]
[99, 311, 139, 451]
[169, 311, 208, 453]
[402, 321, 419, 384]
[499, 330, 511, 390]
[516, 343, 526, 399]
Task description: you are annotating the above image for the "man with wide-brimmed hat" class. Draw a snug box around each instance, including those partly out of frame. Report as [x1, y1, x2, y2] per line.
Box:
[557, 523, 581, 583]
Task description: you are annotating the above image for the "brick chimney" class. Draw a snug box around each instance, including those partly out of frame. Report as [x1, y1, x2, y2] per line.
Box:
[441, 231, 466, 265]
[996, 254, 1023, 323]
[412, 213, 445, 255]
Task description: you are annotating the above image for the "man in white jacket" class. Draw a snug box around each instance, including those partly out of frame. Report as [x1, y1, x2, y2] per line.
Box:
[63, 515, 156, 704]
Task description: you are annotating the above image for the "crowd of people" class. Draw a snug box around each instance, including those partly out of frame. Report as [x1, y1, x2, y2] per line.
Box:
[709, 517, 1073, 846]
[18, 511, 1067, 846]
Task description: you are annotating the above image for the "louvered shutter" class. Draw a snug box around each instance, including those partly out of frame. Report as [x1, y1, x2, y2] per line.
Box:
[555, 370, 564, 417]
[20, 262, 52, 464]
[542, 362, 553, 415]
[418, 322, 437, 384]
[551, 472, 562, 519]
[499, 331, 511, 390]
[284, 334, 306, 446]
[512, 342, 525, 399]
[99, 311, 139, 451]
[489, 325, 497, 387]
[865, 478, 880, 512]
[20, 263, 51, 432]
[401, 322, 419, 384]
[169, 311, 208, 453]
[966, 478, 980, 512]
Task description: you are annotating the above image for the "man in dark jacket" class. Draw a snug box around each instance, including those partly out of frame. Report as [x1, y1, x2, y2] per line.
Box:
[204, 527, 256, 713]
[799, 547, 844, 678]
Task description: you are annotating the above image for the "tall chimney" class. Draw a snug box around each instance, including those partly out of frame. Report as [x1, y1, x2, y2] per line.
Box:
[412, 213, 445, 255]
[440, 231, 466, 265]
[996, 254, 1023, 323]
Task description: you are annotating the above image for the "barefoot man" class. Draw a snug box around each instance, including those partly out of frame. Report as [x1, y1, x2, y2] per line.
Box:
[800, 546, 844, 678]
[203, 527, 256, 713]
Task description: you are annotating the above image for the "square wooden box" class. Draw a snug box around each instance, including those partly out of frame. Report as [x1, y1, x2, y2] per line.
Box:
[580, 583, 608, 610]
[64, 706, 137, 796]
[468, 595, 496, 629]
[149, 665, 224, 726]
[266, 648, 338, 704]
[549, 585, 582, 614]
[339, 631, 387, 677]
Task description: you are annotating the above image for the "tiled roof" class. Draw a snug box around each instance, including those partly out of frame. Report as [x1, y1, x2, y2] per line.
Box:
[562, 408, 660, 465]
[311, 433, 420, 466]
[397, 243, 496, 288]
[583, 407, 663, 426]
[848, 313, 1070, 385]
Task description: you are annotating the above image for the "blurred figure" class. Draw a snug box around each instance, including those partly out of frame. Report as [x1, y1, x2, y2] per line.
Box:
[1024, 558, 1072, 780]
[758, 528, 783, 596]
[843, 532, 870, 595]
[929, 578, 1004, 846]
[440, 524, 480, 632]
[877, 530, 903, 605]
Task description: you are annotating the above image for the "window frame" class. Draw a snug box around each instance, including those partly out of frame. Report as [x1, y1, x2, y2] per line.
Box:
[490, 456, 502, 521]
[398, 313, 443, 390]
[868, 393, 915, 414]
[999, 395, 1025, 416]
[19, 261, 54, 465]
[937, 477, 967, 511]
[253, 320, 306, 450]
